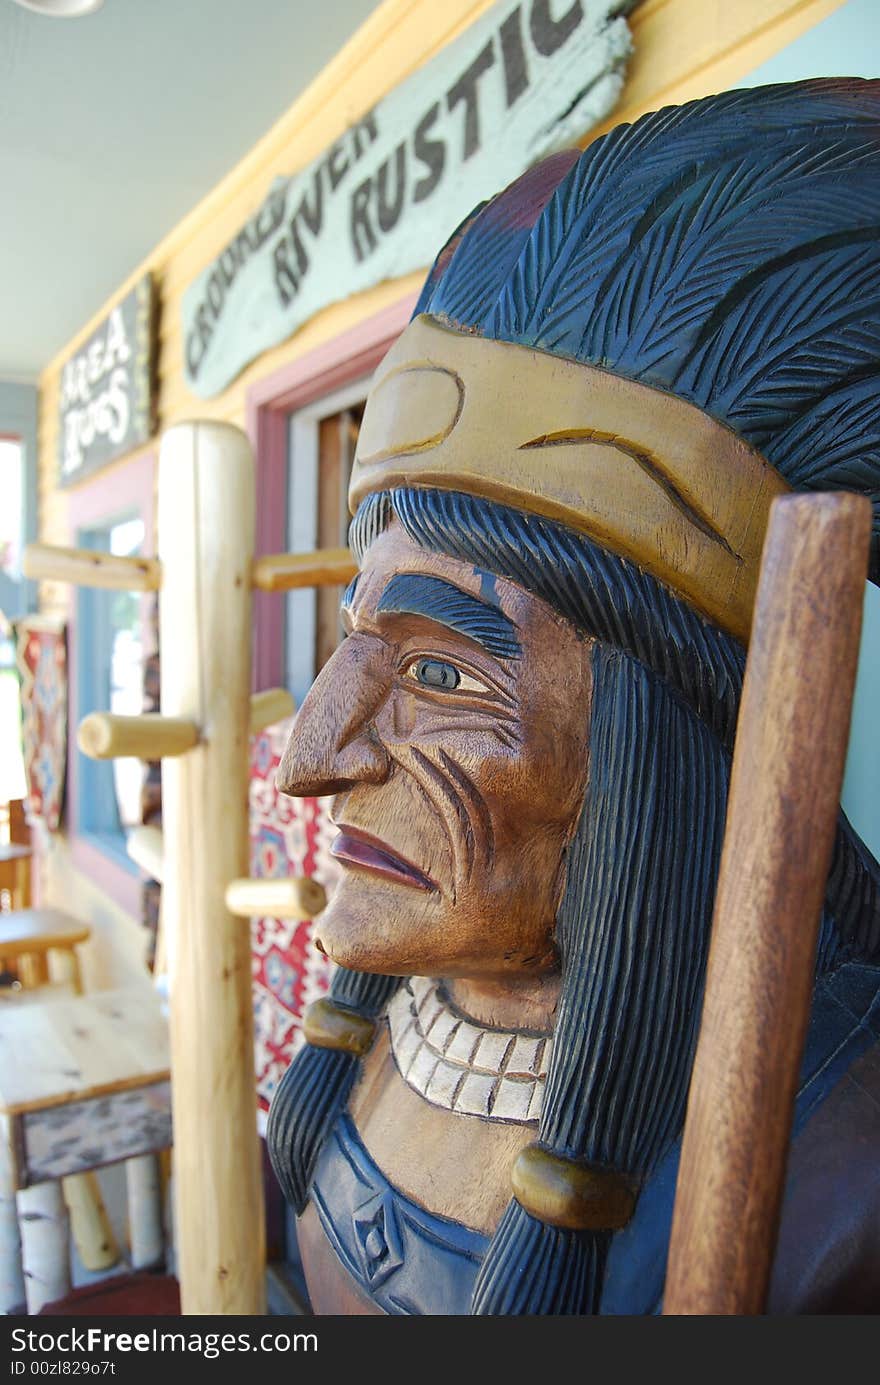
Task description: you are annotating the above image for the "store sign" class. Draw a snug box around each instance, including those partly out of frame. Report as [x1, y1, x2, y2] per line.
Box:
[182, 0, 636, 398]
[58, 275, 156, 486]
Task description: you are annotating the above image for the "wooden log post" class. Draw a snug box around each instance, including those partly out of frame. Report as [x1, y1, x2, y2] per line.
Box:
[158, 421, 265, 1315]
[663, 492, 872, 1315]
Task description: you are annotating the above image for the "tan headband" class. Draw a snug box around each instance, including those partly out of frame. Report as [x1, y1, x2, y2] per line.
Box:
[349, 315, 789, 643]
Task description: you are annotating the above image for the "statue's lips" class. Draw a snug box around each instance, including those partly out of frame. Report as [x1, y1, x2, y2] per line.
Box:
[330, 828, 437, 891]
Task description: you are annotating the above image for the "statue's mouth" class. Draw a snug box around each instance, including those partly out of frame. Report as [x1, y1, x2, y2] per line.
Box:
[331, 826, 438, 891]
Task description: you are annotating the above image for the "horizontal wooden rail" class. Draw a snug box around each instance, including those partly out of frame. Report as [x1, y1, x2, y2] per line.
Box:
[77, 714, 200, 761]
[126, 826, 165, 884]
[23, 543, 162, 592]
[251, 547, 357, 592]
[250, 688, 295, 733]
[225, 876, 327, 920]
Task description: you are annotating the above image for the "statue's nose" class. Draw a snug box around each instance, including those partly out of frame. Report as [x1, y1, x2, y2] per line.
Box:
[275, 632, 393, 798]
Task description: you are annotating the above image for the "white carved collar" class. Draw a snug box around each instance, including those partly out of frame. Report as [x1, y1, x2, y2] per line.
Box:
[386, 976, 552, 1124]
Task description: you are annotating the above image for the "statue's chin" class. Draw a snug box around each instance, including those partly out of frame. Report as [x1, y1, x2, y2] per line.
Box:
[316, 865, 559, 981]
[314, 875, 442, 977]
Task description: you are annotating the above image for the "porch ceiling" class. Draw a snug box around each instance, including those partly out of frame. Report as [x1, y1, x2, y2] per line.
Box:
[0, 0, 381, 379]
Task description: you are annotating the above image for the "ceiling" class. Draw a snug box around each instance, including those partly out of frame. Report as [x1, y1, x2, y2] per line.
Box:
[0, 0, 382, 379]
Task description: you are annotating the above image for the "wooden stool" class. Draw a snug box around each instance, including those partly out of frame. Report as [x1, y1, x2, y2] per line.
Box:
[0, 844, 31, 914]
[0, 909, 90, 992]
[0, 911, 116, 1273]
[0, 983, 172, 1314]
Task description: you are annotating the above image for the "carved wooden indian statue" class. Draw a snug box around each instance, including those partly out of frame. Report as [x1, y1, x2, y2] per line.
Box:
[268, 79, 880, 1314]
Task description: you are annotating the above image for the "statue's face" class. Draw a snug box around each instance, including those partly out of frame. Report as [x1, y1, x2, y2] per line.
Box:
[276, 520, 592, 978]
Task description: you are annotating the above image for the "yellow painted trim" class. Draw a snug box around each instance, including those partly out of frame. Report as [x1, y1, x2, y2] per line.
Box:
[590, 0, 849, 138]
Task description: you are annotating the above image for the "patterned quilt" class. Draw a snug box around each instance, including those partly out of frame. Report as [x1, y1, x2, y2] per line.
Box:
[249, 717, 337, 1121]
[14, 618, 67, 832]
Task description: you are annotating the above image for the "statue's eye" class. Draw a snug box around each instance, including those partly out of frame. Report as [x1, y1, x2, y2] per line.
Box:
[401, 656, 491, 695]
[413, 658, 460, 690]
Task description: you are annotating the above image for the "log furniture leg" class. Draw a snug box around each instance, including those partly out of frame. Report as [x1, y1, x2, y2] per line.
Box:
[126, 1155, 164, 1270]
[61, 1173, 119, 1274]
[0, 1114, 25, 1314]
[17, 1181, 71, 1315]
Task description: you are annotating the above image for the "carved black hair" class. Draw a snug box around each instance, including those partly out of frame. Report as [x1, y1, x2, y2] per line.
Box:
[266, 968, 400, 1213]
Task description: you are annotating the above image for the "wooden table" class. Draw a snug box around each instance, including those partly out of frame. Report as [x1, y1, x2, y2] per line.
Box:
[0, 983, 172, 1314]
[0, 843, 31, 912]
[0, 909, 90, 990]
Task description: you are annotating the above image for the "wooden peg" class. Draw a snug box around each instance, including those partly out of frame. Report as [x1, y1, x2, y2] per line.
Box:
[77, 713, 199, 760]
[127, 826, 165, 884]
[250, 688, 295, 733]
[225, 876, 327, 920]
[663, 492, 872, 1316]
[23, 542, 161, 592]
[251, 547, 357, 592]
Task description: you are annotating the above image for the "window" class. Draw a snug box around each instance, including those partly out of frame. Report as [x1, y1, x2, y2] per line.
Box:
[68, 451, 154, 911]
[284, 379, 367, 705]
[0, 437, 24, 586]
[0, 437, 27, 803]
[76, 514, 146, 858]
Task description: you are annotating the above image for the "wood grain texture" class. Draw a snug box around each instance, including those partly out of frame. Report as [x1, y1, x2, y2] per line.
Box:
[158, 421, 265, 1315]
[0, 984, 169, 1117]
[663, 491, 872, 1316]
